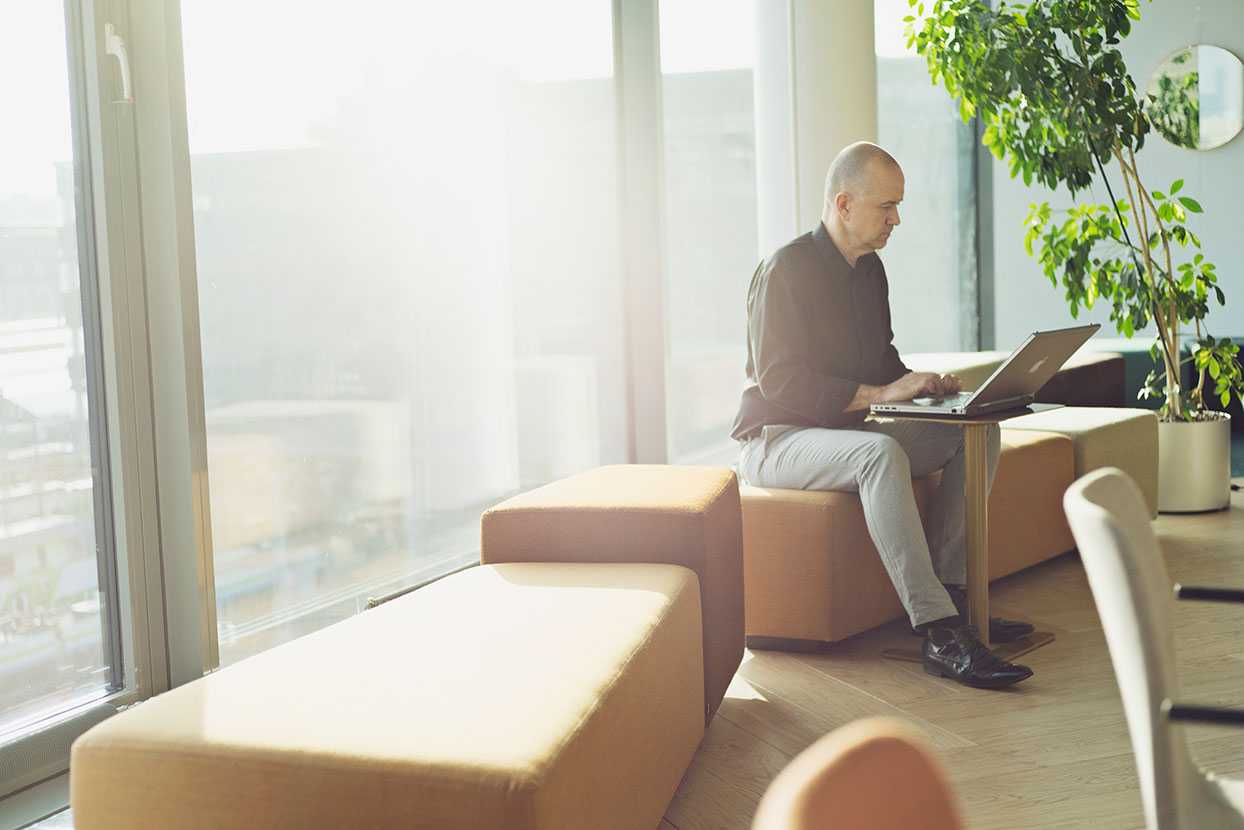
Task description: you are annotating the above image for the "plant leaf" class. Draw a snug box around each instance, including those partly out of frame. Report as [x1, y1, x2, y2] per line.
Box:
[1178, 196, 1203, 213]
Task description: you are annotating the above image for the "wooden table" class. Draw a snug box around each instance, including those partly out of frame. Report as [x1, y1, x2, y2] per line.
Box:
[872, 403, 1062, 663]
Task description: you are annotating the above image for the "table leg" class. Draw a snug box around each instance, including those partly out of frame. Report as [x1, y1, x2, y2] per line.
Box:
[965, 423, 1055, 662]
[964, 424, 991, 647]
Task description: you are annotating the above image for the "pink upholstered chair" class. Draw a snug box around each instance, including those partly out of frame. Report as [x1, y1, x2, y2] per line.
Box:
[752, 717, 963, 830]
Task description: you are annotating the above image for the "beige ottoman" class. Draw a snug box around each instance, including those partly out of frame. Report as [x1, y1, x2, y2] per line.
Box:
[1002, 407, 1159, 516]
[741, 431, 1076, 646]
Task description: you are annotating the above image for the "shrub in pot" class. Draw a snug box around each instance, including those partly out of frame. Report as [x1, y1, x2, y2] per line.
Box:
[906, 0, 1241, 510]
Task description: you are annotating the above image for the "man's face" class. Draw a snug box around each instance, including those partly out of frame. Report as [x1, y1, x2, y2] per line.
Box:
[843, 161, 904, 252]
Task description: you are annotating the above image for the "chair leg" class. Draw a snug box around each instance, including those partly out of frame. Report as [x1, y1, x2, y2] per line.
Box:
[1163, 699, 1244, 727]
[1173, 584, 1244, 603]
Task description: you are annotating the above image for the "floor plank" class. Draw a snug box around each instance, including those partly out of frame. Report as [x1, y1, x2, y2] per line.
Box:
[664, 715, 791, 830]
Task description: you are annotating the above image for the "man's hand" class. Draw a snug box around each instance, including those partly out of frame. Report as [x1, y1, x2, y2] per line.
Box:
[877, 372, 944, 403]
[846, 372, 964, 411]
[936, 373, 962, 395]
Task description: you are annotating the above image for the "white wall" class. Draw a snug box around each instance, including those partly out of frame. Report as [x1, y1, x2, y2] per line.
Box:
[989, 1, 1244, 349]
[753, 0, 877, 254]
[791, 0, 878, 231]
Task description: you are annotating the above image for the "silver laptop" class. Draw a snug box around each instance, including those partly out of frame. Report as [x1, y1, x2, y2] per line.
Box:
[870, 323, 1101, 417]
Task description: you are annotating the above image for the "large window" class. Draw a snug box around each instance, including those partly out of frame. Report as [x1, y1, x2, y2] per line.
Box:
[874, 0, 977, 352]
[181, 0, 627, 664]
[660, 0, 760, 463]
[0, 2, 117, 742]
[0, 0, 805, 820]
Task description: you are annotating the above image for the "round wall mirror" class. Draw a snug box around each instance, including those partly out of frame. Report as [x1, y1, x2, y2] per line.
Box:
[1147, 44, 1244, 150]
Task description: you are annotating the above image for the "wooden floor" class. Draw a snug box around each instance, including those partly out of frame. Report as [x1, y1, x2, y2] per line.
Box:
[663, 485, 1244, 830]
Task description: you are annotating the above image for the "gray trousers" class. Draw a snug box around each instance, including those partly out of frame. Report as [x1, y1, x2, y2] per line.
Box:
[739, 420, 1002, 628]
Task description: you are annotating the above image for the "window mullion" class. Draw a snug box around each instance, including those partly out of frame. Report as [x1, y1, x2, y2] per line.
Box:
[122, 0, 218, 684]
[614, 0, 670, 464]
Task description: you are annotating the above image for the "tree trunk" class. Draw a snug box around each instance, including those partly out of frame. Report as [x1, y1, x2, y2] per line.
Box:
[1167, 325, 1181, 418]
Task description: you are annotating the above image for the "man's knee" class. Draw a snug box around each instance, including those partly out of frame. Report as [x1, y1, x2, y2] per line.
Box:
[861, 434, 910, 476]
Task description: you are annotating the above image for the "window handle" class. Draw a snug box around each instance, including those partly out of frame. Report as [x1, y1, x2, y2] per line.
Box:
[104, 22, 133, 103]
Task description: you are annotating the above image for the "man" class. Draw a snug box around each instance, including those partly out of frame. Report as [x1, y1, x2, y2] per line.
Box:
[731, 141, 1033, 689]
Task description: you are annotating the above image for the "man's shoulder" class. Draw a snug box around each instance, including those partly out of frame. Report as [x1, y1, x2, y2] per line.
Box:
[759, 231, 820, 282]
[771, 230, 817, 263]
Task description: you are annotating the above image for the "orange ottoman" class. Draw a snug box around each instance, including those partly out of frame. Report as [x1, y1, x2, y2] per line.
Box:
[741, 431, 1076, 646]
[481, 464, 744, 720]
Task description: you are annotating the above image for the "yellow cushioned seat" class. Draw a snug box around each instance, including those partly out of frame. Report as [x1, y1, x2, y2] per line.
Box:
[741, 431, 1075, 645]
[1002, 406, 1159, 515]
[71, 563, 705, 830]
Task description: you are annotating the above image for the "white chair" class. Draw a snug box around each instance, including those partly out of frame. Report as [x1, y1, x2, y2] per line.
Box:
[1063, 467, 1244, 829]
[751, 717, 962, 830]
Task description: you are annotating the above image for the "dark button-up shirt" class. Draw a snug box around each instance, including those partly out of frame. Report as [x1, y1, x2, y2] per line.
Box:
[730, 222, 911, 441]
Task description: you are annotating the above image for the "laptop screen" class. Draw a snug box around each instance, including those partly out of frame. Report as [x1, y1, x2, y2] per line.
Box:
[966, 324, 1101, 406]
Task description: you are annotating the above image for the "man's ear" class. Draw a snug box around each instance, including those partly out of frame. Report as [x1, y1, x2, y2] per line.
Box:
[834, 191, 851, 221]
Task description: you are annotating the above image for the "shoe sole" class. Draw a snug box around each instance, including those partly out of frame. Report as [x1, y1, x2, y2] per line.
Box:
[922, 662, 1034, 689]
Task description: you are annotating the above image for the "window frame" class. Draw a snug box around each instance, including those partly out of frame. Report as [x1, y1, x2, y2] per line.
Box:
[0, 0, 203, 809]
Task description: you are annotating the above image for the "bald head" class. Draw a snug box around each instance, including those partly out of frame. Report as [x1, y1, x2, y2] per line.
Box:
[821, 142, 904, 265]
[824, 141, 901, 208]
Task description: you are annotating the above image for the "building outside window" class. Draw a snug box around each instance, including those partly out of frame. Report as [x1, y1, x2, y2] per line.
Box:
[181, 0, 628, 664]
[660, 0, 760, 463]
[874, 0, 978, 353]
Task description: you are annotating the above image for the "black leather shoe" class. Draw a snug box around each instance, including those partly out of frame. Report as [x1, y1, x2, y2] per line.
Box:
[910, 586, 1036, 644]
[922, 625, 1033, 689]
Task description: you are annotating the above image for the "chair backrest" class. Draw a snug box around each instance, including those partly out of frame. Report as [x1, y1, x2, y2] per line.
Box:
[1063, 467, 1198, 829]
[752, 717, 962, 830]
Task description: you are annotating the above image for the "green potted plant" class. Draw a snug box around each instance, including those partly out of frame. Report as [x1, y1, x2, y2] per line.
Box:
[905, 0, 1241, 511]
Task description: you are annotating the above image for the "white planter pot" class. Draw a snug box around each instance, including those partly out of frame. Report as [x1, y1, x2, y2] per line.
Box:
[1157, 413, 1232, 513]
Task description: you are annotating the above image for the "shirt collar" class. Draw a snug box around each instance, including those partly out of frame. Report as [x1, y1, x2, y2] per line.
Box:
[812, 221, 860, 275]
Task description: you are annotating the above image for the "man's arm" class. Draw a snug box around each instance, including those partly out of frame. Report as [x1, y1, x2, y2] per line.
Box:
[749, 262, 859, 424]
[845, 373, 947, 411]
[749, 262, 945, 421]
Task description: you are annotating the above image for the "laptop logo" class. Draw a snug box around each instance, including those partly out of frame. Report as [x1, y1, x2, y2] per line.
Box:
[1027, 357, 1048, 374]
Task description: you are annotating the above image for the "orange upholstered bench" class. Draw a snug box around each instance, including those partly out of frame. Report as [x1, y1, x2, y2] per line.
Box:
[741, 430, 1076, 646]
